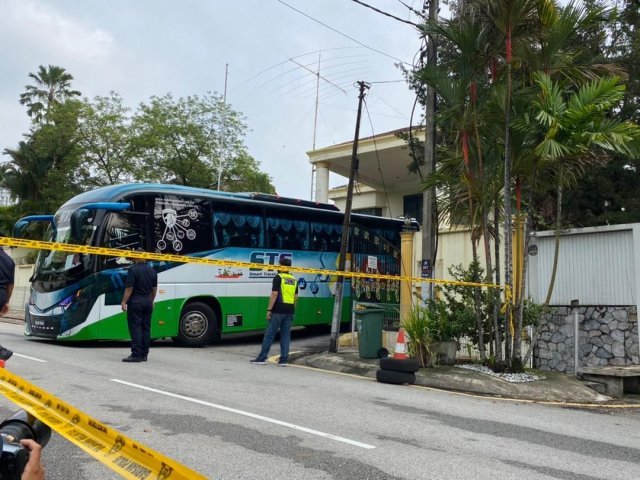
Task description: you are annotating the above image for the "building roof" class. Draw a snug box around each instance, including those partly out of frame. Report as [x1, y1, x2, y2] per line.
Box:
[307, 126, 426, 193]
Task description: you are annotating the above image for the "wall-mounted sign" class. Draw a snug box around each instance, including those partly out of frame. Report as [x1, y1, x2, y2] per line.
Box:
[421, 259, 431, 278]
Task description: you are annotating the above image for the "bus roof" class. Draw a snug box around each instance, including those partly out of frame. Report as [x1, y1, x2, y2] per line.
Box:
[58, 184, 417, 230]
[61, 183, 339, 212]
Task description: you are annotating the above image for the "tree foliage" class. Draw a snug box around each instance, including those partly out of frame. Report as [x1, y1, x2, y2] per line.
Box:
[18, 65, 81, 124]
[553, 0, 640, 227]
[75, 92, 139, 187]
[1, 66, 276, 227]
[407, 0, 640, 365]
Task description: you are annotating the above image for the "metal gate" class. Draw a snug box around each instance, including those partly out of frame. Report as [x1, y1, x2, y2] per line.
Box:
[349, 223, 401, 330]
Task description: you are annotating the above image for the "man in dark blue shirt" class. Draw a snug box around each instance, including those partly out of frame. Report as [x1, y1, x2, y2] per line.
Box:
[121, 256, 157, 362]
[0, 247, 15, 361]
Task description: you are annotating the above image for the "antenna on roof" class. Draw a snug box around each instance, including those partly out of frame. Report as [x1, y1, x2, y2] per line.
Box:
[289, 54, 347, 201]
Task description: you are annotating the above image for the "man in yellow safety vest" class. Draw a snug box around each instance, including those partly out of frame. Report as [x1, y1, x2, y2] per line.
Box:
[250, 257, 298, 366]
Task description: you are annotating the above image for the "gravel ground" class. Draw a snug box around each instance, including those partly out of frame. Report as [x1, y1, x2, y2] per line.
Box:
[455, 364, 546, 383]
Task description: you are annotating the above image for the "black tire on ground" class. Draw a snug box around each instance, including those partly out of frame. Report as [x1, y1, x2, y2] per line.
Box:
[379, 357, 420, 373]
[375, 369, 416, 385]
[175, 302, 218, 347]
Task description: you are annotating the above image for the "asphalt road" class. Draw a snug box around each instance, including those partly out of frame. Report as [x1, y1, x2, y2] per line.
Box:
[0, 322, 639, 480]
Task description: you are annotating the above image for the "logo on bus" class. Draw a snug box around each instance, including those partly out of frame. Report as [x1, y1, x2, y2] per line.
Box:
[249, 252, 292, 278]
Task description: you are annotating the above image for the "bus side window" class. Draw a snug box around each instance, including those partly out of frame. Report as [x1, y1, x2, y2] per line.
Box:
[102, 213, 145, 269]
[213, 209, 263, 248]
[267, 216, 308, 251]
[153, 195, 211, 254]
[310, 222, 340, 252]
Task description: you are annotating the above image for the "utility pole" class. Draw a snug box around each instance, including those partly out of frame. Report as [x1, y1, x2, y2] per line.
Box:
[328, 81, 370, 353]
[421, 0, 438, 302]
[217, 63, 229, 191]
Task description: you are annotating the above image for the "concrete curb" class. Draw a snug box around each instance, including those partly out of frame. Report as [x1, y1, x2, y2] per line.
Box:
[290, 348, 615, 405]
[0, 313, 25, 326]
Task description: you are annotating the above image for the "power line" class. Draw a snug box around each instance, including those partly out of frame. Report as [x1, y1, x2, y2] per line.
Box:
[246, 54, 368, 98]
[363, 97, 393, 219]
[368, 91, 410, 120]
[232, 47, 367, 93]
[369, 79, 406, 84]
[276, 0, 410, 65]
[350, 0, 419, 26]
[397, 0, 427, 20]
[289, 58, 347, 94]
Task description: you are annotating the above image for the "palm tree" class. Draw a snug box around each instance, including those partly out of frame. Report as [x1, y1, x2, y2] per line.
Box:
[417, 12, 500, 361]
[509, 0, 624, 360]
[19, 65, 81, 123]
[532, 73, 640, 306]
[1, 140, 51, 207]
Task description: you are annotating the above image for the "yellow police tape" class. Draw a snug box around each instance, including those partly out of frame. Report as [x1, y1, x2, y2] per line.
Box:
[0, 236, 502, 291]
[0, 365, 207, 480]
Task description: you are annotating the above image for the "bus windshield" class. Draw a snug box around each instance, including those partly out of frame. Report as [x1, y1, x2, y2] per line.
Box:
[33, 206, 98, 284]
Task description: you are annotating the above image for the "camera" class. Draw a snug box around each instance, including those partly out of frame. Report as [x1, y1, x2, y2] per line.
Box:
[0, 410, 51, 480]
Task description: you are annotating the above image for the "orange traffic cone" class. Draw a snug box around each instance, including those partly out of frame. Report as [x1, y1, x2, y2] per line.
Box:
[393, 330, 408, 359]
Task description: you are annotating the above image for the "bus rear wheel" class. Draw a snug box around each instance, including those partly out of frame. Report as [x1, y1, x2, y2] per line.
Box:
[176, 302, 217, 347]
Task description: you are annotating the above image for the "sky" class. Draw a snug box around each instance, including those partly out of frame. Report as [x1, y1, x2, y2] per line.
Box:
[0, 0, 425, 200]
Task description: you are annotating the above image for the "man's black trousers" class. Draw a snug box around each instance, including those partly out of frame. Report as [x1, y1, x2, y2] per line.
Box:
[127, 296, 153, 359]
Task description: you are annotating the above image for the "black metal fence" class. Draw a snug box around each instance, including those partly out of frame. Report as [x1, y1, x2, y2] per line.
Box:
[349, 223, 401, 329]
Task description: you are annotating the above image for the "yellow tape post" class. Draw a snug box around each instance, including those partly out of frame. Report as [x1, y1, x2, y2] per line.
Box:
[0, 366, 206, 480]
[0, 236, 503, 291]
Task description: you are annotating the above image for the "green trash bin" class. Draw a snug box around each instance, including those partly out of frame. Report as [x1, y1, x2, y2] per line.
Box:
[354, 302, 384, 359]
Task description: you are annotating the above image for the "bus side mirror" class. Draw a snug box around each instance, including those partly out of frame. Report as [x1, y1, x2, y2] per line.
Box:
[70, 202, 130, 243]
[12, 215, 56, 239]
[12, 219, 30, 238]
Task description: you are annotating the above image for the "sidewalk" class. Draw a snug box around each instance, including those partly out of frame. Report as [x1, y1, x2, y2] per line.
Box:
[289, 347, 617, 405]
[1, 308, 25, 326]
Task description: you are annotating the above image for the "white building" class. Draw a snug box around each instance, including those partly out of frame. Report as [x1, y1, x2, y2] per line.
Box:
[307, 127, 485, 282]
[0, 187, 15, 206]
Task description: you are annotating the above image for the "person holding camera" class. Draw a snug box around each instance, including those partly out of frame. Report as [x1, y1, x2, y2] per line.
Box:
[20, 439, 45, 480]
[121, 254, 157, 362]
[0, 245, 16, 361]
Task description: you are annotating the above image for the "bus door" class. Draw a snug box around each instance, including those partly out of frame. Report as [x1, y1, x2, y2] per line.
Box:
[98, 210, 149, 340]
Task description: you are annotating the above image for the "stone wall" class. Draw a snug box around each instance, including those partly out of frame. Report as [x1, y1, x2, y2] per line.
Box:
[534, 306, 639, 373]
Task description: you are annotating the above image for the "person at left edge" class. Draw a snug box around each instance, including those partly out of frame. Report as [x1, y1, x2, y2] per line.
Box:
[0, 245, 16, 361]
[121, 253, 157, 362]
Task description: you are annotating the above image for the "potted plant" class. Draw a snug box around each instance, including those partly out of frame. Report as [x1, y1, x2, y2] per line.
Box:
[424, 297, 466, 366]
[401, 304, 432, 368]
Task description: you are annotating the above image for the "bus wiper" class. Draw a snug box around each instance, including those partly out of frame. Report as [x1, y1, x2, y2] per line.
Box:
[37, 269, 72, 282]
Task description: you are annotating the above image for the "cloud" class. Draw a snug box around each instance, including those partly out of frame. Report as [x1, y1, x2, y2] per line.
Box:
[0, 0, 114, 64]
[0, 0, 421, 200]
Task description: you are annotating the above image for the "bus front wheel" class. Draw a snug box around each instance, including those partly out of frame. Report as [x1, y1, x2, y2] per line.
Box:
[176, 302, 217, 347]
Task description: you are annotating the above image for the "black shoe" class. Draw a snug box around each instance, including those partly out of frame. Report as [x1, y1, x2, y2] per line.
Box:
[0, 348, 13, 361]
[142, 356, 148, 362]
[122, 355, 143, 363]
[249, 358, 266, 365]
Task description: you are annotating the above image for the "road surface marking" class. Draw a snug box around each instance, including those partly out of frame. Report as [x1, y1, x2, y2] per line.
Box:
[111, 378, 376, 449]
[13, 353, 48, 363]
